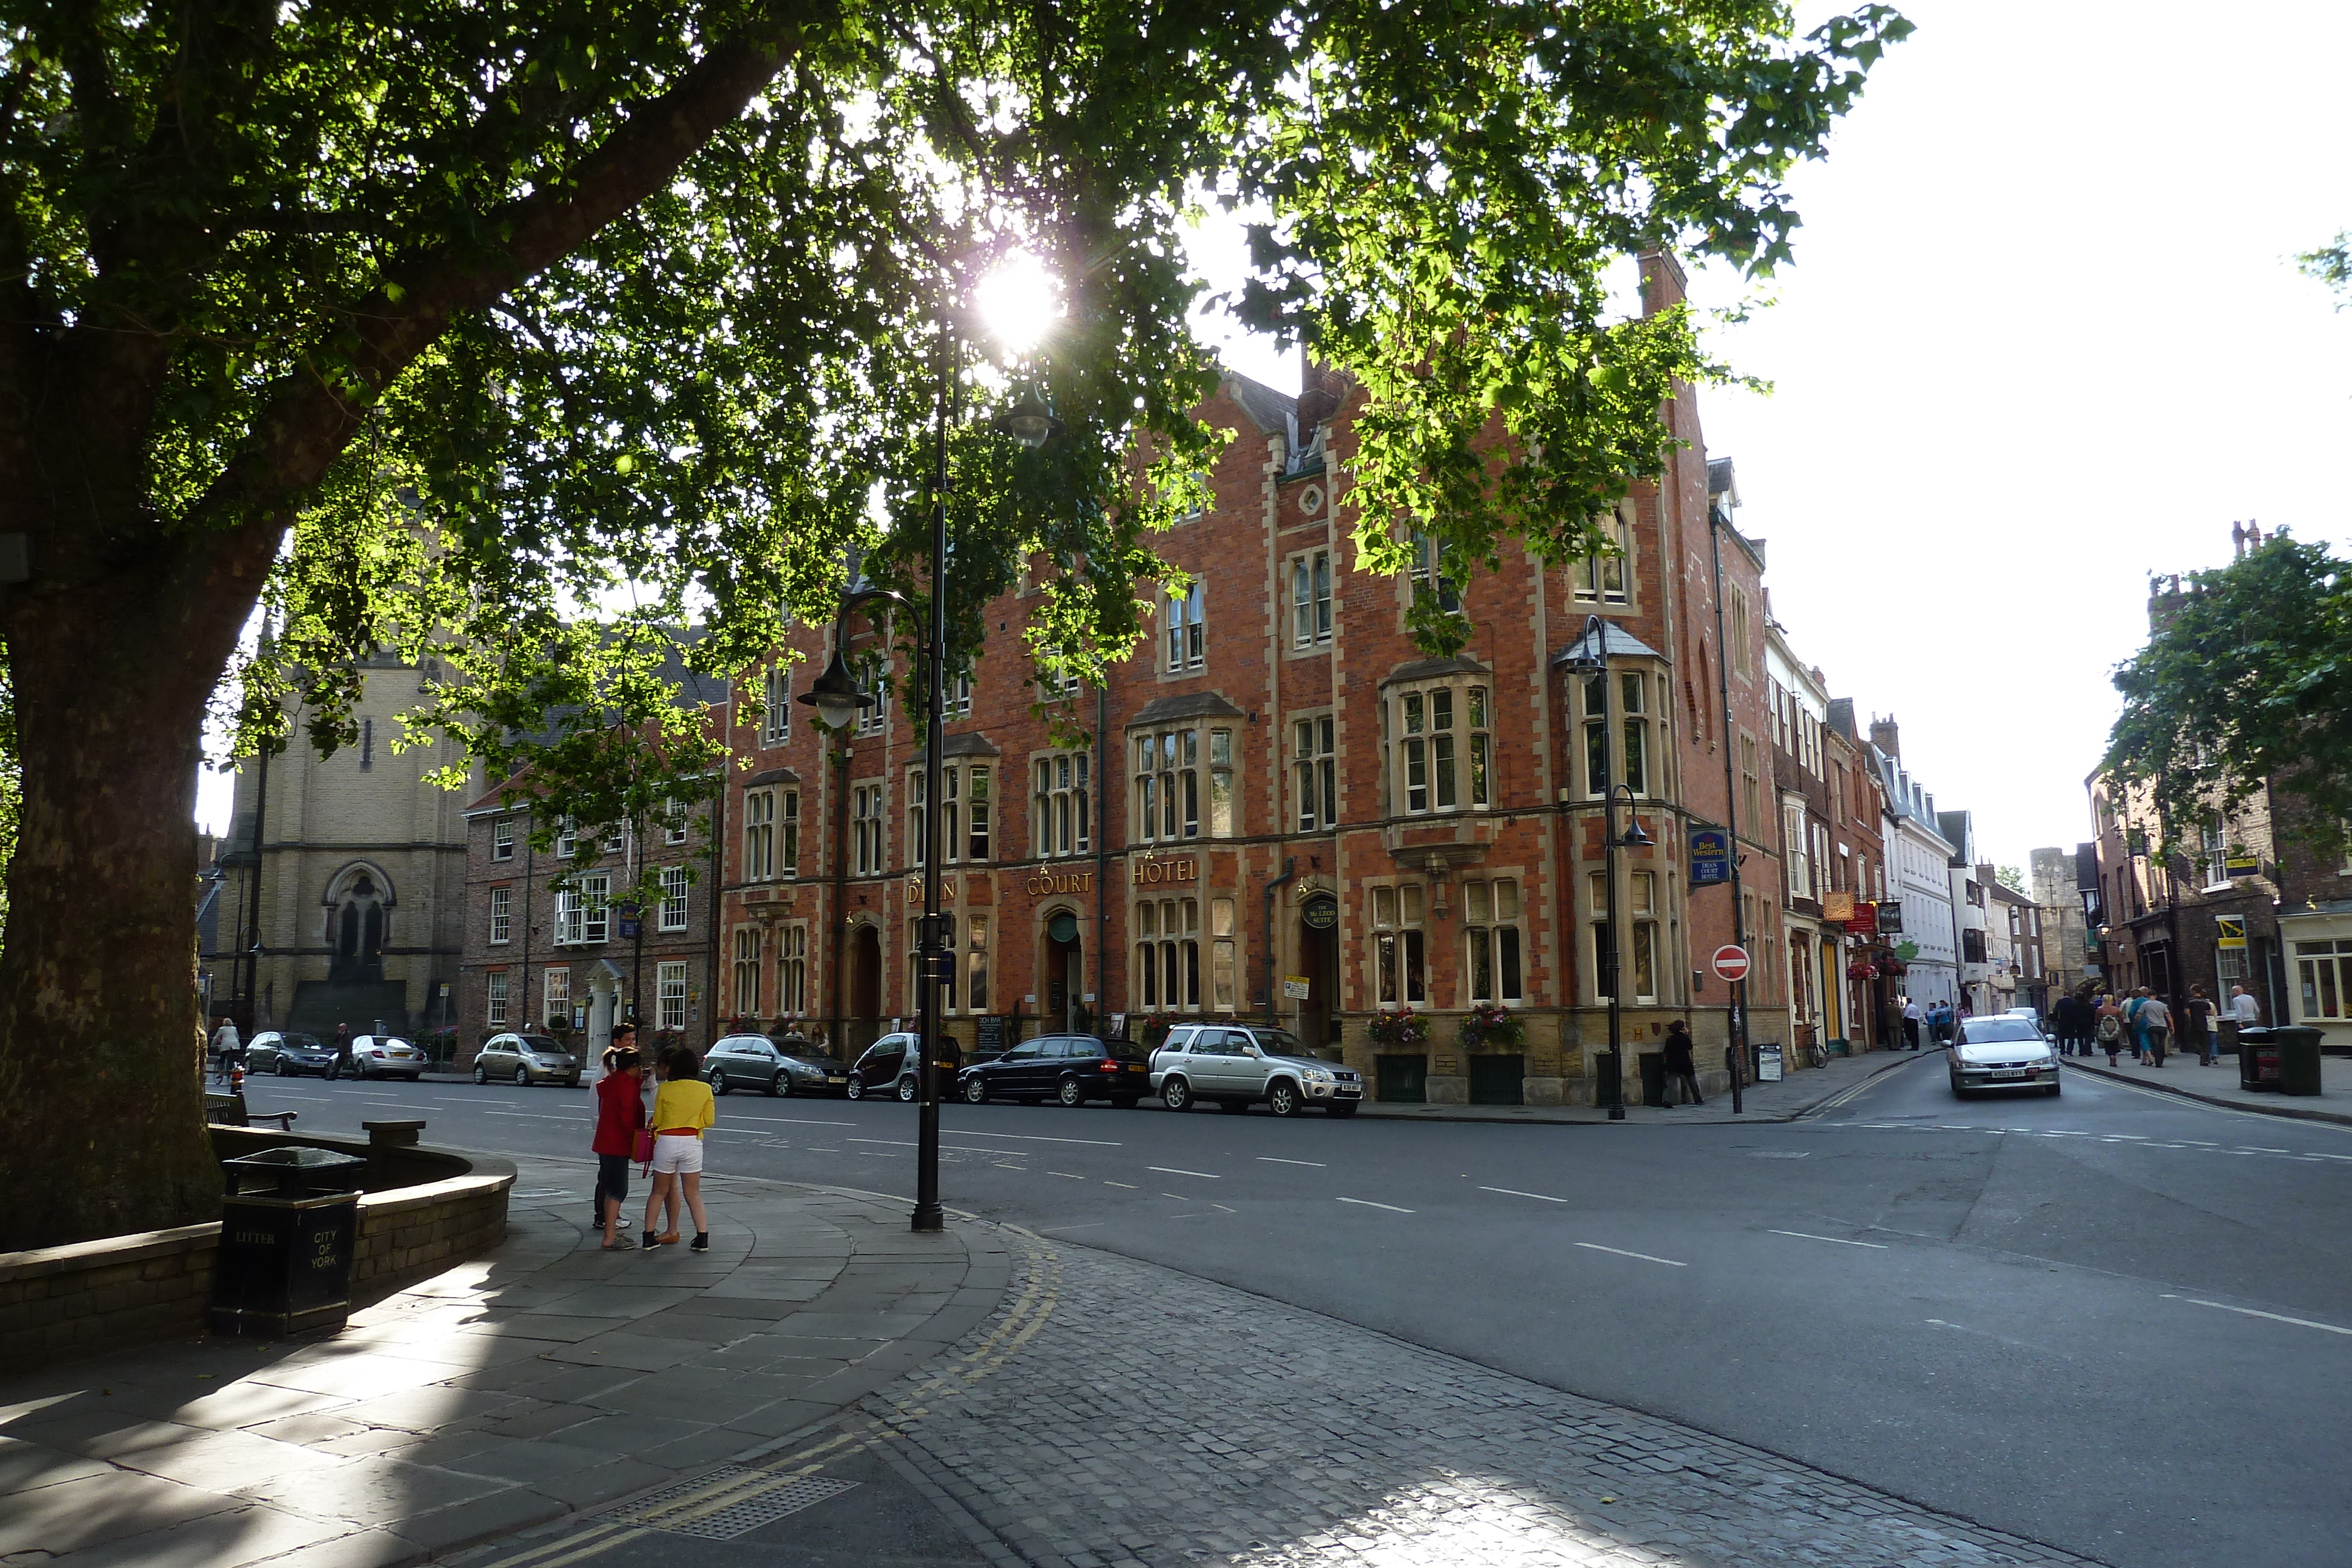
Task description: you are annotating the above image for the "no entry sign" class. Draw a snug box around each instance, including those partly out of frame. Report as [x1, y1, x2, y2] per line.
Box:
[1712, 944, 1752, 984]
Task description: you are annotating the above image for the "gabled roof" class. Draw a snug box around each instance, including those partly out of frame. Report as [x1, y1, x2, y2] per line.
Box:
[1381, 654, 1493, 688]
[1221, 370, 1298, 442]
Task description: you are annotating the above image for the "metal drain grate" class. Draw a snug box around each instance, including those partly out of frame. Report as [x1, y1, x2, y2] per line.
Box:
[663, 1476, 858, 1540]
[615, 1465, 858, 1541]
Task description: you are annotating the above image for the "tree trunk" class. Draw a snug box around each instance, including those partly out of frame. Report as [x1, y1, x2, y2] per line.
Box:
[0, 487, 271, 1249]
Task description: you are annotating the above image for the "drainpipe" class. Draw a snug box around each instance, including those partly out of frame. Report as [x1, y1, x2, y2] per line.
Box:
[1096, 681, 1109, 1027]
[1706, 504, 1747, 1114]
[1264, 856, 1298, 1026]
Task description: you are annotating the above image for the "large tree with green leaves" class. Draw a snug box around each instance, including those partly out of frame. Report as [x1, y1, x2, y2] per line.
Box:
[2103, 535, 2352, 865]
[0, 0, 1906, 1246]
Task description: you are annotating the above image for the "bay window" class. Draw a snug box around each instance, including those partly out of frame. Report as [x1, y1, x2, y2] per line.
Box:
[1134, 725, 1234, 842]
[1392, 684, 1489, 815]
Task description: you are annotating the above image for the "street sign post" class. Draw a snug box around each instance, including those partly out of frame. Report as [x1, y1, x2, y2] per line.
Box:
[1712, 944, 1751, 984]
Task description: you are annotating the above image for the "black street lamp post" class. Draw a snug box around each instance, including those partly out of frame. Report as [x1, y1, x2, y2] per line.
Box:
[801, 320, 1060, 1234]
[1565, 614, 1654, 1122]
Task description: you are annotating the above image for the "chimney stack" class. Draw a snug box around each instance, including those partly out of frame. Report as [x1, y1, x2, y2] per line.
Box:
[1869, 715, 1901, 760]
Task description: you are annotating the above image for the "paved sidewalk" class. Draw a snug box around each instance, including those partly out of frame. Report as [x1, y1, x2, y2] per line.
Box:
[2058, 1048, 2352, 1126]
[0, 1159, 1004, 1567]
[1361, 1045, 1922, 1126]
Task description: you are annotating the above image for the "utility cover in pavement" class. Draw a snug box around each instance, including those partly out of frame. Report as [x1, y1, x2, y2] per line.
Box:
[616, 1465, 860, 1541]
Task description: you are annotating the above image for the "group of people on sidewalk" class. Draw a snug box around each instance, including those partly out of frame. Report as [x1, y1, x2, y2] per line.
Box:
[1898, 997, 1960, 1051]
[2047, 983, 2261, 1069]
[588, 1024, 718, 1253]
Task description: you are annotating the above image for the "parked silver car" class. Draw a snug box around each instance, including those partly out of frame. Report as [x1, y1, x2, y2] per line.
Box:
[1948, 1015, 2060, 1098]
[1150, 1024, 1362, 1117]
[344, 1033, 426, 1081]
[473, 1031, 582, 1087]
[705, 1033, 852, 1096]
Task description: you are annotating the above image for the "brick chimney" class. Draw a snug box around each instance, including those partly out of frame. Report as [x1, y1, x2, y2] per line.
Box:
[1870, 715, 1901, 760]
[1638, 249, 1689, 317]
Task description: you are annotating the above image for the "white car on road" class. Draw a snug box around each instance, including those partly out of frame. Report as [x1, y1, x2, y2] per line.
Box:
[1947, 1015, 2059, 1098]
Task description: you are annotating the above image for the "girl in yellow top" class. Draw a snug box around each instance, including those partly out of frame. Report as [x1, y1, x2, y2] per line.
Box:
[643, 1045, 716, 1251]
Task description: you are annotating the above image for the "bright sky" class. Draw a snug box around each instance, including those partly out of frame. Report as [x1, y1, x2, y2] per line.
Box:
[201, 2, 2352, 867]
[1208, 0, 2352, 874]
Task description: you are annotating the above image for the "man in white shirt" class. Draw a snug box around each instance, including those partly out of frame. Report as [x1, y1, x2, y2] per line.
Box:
[2230, 985, 2261, 1029]
[1902, 997, 1923, 1051]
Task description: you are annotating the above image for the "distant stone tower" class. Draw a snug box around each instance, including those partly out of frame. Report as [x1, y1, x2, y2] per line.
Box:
[202, 648, 473, 1039]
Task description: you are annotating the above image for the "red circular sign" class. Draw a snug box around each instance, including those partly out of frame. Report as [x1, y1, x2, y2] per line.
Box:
[1712, 944, 1752, 982]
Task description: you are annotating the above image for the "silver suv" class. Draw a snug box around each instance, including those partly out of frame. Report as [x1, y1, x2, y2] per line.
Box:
[1150, 1024, 1362, 1117]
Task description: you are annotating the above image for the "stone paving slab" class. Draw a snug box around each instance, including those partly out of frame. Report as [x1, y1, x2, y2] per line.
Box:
[864, 1229, 2101, 1568]
[0, 1159, 1004, 1568]
[2060, 1050, 2352, 1125]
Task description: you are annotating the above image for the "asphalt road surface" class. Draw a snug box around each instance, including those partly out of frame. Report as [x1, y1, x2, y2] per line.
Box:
[251, 1053, 2352, 1568]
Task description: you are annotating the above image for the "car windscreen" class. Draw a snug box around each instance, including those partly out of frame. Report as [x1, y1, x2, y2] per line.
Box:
[281, 1034, 325, 1051]
[518, 1036, 563, 1054]
[1251, 1030, 1312, 1058]
[780, 1048, 832, 1062]
[1961, 1019, 2040, 1042]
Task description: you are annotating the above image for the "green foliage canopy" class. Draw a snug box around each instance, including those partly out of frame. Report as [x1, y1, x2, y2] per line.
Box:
[4, 0, 1909, 850]
[2103, 536, 2352, 862]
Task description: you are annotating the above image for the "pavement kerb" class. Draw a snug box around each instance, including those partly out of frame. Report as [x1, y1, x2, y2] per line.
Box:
[2059, 1054, 2352, 1127]
[1357, 1045, 1926, 1125]
[0, 1158, 1016, 1568]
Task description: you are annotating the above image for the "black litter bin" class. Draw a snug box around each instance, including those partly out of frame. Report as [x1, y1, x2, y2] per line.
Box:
[2276, 1026, 2325, 1096]
[212, 1146, 367, 1338]
[2237, 1027, 2280, 1092]
[1637, 1051, 1667, 1107]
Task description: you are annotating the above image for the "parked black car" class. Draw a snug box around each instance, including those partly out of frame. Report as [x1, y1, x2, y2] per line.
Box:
[846, 1033, 961, 1101]
[958, 1034, 1151, 1107]
[706, 1033, 853, 1097]
[245, 1031, 339, 1078]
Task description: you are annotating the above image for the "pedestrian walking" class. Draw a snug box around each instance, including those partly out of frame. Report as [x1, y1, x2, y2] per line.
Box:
[590, 1042, 646, 1251]
[1902, 997, 1923, 1051]
[1663, 1021, 1704, 1106]
[2183, 985, 2216, 1067]
[2140, 992, 2172, 1066]
[2230, 984, 2262, 1031]
[643, 1044, 714, 1252]
[209, 1016, 241, 1083]
[2097, 993, 2126, 1065]
[333, 1023, 353, 1079]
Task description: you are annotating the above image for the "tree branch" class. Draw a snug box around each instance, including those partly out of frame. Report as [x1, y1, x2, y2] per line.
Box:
[172, 15, 810, 597]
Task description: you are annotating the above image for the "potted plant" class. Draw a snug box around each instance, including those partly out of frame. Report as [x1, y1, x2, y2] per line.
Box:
[1457, 1004, 1525, 1049]
[1846, 960, 1879, 981]
[1367, 1009, 1431, 1048]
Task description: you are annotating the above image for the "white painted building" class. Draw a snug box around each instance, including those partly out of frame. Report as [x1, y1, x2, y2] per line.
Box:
[1867, 718, 1959, 1011]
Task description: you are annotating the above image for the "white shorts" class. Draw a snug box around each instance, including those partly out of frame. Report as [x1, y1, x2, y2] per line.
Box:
[650, 1134, 704, 1175]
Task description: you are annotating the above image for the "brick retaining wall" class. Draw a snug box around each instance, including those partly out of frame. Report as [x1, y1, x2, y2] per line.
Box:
[0, 1136, 513, 1363]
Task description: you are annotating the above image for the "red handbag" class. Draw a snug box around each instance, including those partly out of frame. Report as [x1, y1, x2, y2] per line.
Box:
[632, 1128, 655, 1165]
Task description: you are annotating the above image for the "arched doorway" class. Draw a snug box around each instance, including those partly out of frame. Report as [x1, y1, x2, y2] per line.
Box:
[849, 922, 883, 1052]
[1298, 892, 1340, 1049]
[1044, 908, 1085, 1032]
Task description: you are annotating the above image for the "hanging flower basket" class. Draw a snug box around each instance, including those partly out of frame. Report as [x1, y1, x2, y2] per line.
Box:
[1846, 961, 1879, 981]
[1367, 1010, 1431, 1048]
[1458, 1004, 1526, 1049]
[1879, 958, 1908, 977]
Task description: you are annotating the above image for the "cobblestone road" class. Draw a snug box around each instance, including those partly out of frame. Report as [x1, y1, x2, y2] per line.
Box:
[869, 1232, 2100, 1568]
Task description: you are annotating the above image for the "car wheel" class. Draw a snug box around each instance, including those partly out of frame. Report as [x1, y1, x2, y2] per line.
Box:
[769, 1072, 790, 1098]
[1161, 1076, 1193, 1112]
[847, 1078, 866, 1100]
[1327, 1102, 1358, 1118]
[279, 1061, 293, 1078]
[1267, 1081, 1300, 1118]
[710, 1070, 731, 1096]
[514, 1065, 530, 1087]
[1057, 1075, 1084, 1108]
[963, 1077, 989, 1105]
[473, 1062, 488, 1084]
[897, 1076, 919, 1103]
